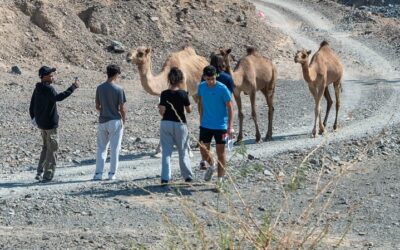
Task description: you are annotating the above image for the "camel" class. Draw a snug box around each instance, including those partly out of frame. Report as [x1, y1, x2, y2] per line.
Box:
[126, 46, 208, 155]
[294, 41, 343, 137]
[126, 46, 208, 100]
[217, 47, 277, 143]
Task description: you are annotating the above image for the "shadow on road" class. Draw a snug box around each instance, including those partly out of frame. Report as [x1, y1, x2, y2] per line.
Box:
[73, 151, 157, 166]
[347, 78, 400, 86]
[236, 132, 309, 146]
[68, 182, 213, 198]
[0, 179, 92, 189]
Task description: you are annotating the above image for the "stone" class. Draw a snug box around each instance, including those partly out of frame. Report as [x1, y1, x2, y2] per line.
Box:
[11, 66, 22, 75]
[150, 16, 159, 22]
[111, 40, 125, 53]
[263, 169, 273, 176]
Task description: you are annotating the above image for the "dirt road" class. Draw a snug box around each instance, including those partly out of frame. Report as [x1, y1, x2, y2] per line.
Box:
[1, 0, 400, 249]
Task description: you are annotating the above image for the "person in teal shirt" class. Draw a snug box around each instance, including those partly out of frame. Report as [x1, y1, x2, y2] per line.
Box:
[198, 65, 234, 188]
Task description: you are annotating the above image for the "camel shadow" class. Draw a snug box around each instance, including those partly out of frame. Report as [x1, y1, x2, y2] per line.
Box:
[235, 132, 309, 146]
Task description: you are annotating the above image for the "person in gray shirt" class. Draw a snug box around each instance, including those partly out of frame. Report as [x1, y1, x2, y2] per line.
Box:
[93, 64, 127, 181]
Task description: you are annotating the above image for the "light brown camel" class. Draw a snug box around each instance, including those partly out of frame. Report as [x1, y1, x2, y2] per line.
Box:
[217, 47, 277, 143]
[126, 46, 208, 155]
[294, 41, 343, 137]
[126, 46, 208, 100]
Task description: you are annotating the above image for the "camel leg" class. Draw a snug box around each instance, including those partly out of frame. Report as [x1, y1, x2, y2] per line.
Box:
[250, 92, 261, 142]
[311, 86, 325, 137]
[317, 85, 326, 135]
[333, 79, 342, 130]
[234, 92, 244, 143]
[323, 87, 333, 127]
[262, 86, 275, 141]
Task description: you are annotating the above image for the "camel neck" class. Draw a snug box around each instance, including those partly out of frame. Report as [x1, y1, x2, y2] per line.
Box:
[301, 63, 315, 83]
[137, 62, 167, 96]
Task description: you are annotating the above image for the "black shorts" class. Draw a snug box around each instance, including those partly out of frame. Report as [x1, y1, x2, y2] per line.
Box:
[199, 127, 227, 145]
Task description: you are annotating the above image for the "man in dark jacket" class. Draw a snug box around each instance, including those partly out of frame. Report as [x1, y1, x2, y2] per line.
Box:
[29, 66, 79, 182]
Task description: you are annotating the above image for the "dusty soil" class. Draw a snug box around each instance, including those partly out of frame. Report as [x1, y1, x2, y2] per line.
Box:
[0, 0, 400, 249]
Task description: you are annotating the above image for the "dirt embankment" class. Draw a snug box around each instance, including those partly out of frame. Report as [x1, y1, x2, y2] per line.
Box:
[0, 0, 286, 73]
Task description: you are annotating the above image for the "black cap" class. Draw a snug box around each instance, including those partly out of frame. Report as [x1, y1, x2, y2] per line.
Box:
[38, 66, 56, 78]
[203, 65, 217, 77]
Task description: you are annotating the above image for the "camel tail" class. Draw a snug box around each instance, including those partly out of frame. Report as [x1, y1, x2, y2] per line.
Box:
[320, 40, 329, 48]
[272, 63, 278, 87]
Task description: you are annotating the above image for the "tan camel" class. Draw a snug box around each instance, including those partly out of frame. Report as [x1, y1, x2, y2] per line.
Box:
[217, 47, 277, 143]
[126, 46, 208, 100]
[126, 46, 208, 155]
[294, 41, 343, 137]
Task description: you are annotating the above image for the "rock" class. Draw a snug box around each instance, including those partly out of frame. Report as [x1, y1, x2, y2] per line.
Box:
[111, 40, 125, 53]
[263, 169, 273, 176]
[247, 154, 255, 160]
[364, 242, 373, 247]
[11, 66, 22, 75]
[150, 16, 159, 22]
[331, 155, 341, 163]
[309, 158, 318, 165]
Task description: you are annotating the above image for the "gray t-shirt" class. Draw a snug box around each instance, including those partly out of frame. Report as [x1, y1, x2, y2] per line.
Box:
[96, 82, 127, 123]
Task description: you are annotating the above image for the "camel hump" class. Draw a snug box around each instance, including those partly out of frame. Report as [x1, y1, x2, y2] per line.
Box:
[246, 47, 257, 55]
[182, 46, 196, 55]
[320, 40, 329, 48]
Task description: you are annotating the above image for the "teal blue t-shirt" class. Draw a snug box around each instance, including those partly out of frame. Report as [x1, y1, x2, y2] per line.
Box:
[198, 81, 232, 130]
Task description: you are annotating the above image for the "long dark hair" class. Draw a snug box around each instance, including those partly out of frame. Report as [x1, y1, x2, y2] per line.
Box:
[210, 54, 225, 74]
[168, 67, 184, 86]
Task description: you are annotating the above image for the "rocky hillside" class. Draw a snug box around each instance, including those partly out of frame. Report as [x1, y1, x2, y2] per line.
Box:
[0, 0, 284, 74]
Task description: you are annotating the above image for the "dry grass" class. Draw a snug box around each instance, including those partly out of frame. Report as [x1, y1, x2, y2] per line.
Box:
[127, 101, 394, 249]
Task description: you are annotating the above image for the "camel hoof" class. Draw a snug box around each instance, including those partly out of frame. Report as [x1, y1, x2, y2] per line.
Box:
[319, 130, 325, 135]
[234, 138, 243, 145]
[333, 125, 338, 131]
[264, 136, 273, 142]
[152, 152, 162, 158]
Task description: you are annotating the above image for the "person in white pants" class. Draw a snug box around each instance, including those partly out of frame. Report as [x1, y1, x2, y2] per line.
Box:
[93, 64, 127, 181]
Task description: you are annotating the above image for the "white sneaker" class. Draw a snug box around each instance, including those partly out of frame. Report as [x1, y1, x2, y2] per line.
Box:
[204, 165, 215, 181]
[92, 173, 102, 181]
[108, 173, 116, 180]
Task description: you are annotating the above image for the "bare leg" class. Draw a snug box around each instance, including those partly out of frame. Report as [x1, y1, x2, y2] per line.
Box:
[215, 144, 226, 178]
[199, 142, 213, 166]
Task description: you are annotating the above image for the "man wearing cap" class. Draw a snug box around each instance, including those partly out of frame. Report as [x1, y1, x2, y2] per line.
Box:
[29, 66, 80, 182]
[198, 65, 234, 190]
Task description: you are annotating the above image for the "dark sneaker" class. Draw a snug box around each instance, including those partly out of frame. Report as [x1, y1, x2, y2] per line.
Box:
[161, 179, 169, 184]
[204, 165, 215, 181]
[35, 174, 42, 181]
[92, 173, 102, 181]
[185, 178, 193, 183]
[41, 177, 53, 183]
[199, 160, 209, 170]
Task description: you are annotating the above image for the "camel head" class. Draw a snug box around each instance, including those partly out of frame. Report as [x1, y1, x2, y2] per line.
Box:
[212, 48, 235, 68]
[294, 49, 312, 64]
[126, 47, 151, 65]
